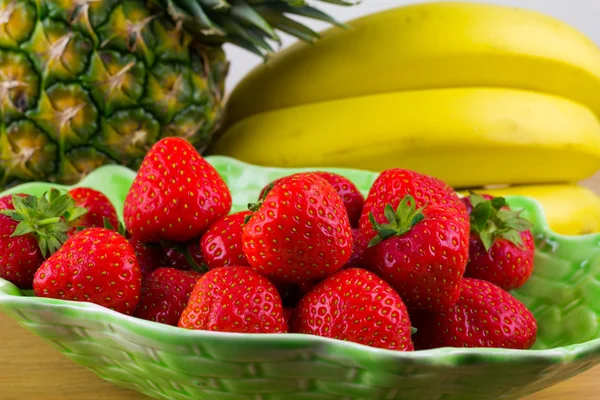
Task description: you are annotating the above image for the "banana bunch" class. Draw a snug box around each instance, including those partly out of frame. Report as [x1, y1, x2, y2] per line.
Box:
[211, 2, 600, 235]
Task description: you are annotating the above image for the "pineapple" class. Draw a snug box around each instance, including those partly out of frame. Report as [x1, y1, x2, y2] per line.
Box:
[0, 0, 347, 186]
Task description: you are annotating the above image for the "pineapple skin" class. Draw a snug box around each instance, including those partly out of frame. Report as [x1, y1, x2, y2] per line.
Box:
[0, 0, 228, 187]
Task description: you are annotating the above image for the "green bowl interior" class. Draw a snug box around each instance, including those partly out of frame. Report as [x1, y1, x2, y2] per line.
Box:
[2, 155, 600, 357]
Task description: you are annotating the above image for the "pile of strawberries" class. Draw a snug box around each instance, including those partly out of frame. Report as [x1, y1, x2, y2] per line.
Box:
[0, 138, 538, 351]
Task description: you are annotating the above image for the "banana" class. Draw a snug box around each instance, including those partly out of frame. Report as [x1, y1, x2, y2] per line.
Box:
[459, 184, 600, 236]
[211, 88, 600, 188]
[222, 2, 600, 128]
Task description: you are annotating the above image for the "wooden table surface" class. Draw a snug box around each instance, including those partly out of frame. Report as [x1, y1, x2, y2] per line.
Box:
[3, 175, 600, 400]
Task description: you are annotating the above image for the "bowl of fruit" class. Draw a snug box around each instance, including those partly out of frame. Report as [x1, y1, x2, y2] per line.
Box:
[1, 137, 600, 400]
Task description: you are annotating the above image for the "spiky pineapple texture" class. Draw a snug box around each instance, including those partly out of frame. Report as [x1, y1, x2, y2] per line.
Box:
[0, 0, 345, 187]
[0, 0, 229, 187]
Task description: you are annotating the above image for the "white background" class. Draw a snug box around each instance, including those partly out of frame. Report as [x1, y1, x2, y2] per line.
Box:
[222, 0, 600, 92]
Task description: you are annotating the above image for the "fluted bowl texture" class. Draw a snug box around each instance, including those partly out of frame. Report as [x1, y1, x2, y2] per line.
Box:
[1, 156, 600, 400]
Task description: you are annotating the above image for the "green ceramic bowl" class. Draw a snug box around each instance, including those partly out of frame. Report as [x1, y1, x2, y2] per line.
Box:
[1, 156, 600, 400]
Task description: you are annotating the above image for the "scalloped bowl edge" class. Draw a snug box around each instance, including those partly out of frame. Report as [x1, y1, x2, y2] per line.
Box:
[0, 156, 600, 366]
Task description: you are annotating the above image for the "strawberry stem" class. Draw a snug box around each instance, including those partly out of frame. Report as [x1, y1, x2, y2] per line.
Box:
[468, 192, 534, 251]
[38, 217, 62, 226]
[245, 182, 275, 224]
[368, 195, 426, 247]
[183, 247, 209, 274]
[0, 189, 88, 257]
[161, 241, 209, 273]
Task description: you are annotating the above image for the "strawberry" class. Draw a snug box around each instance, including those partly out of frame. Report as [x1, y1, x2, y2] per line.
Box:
[411, 278, 537, 350]
[291, 268, 414, 351]
[0, 191, 86, 289]
[124, 137, 232, 243]
[33, 227, 142, 315]
[92, 219, 167, 279]
[313, 172, 365, 228]
[362, 195, 469, 312]
[200, 211, 251, 269]
[261, 171, 364, 227]
[162, 241, 206, 271]
[462, 193, 535, 291]
[128, 237, 167, 278]
[95, 218, 167, 279]
[344, 228, 370, 269]
[243, 173, 352, 284]
[178, 266, 286, 333]
[0, 194, 43, 289]
[359, 168, 467, 237]
[297, 280, 316, 294]
[67, 187, 118, 234]
[134, 267, 202, 325]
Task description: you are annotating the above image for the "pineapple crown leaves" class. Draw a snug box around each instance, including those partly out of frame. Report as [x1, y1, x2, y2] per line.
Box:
[468, 192, 534, 252]
[157, 0, 355, 57]
[368, 195, 427, 248]
[0, 189, 88, 257]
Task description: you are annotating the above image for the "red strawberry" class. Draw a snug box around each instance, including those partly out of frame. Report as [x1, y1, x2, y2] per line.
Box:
[261, 171, 364, 227]
[297, 280, 316, 294]
[124, 137, 232, 243]
[162, 241, 205, 271]
[134, 267, 202, 325]
[128, 237, 167, 278]
[344, 228, 370, 269]
[200, 211, 251, 269]
[362, 195, 469, 312]
[187, 242, 205, 268]
[0, 194, 43, 289]
[33, 228, 142, 315]
[313, 172, 365, 228]
[411, 278, 537, 350]
[178, 266, 286, 333]
[243, 173, 352, 284]
[359, 168, 467, 237]
[0, 191, 85, 289]
[291, 268, 414, 351]
[67, 187, 118, 234]
[462, 193, 535, 291]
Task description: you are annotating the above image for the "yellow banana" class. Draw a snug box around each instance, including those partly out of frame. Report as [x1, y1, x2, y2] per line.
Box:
[211, 88, 600, 188]
[460, 184, 600, 236]
[222, 2, 600, 128]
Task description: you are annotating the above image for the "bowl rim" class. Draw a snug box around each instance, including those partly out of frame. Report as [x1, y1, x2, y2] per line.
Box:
[1, 156, 600, 366]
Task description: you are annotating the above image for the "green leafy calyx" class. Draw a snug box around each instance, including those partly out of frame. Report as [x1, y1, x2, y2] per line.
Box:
[0, 189, 88, 257]
[468, 192, 534, 252]
[368, 195, 426, 248]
